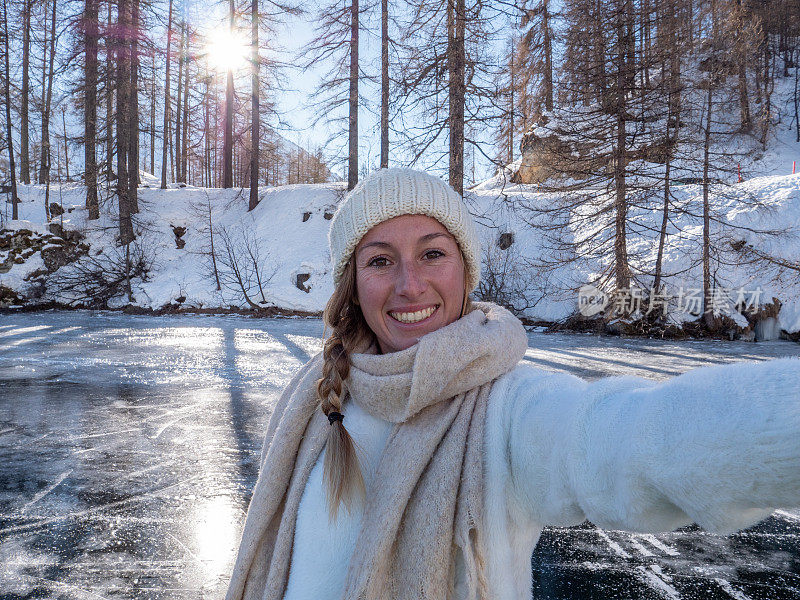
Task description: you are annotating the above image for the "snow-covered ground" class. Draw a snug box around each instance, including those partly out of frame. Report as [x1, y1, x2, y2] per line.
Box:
[2, 167, 799, 333]
[2, 78, 799, 333]
[0, 312, 798, 599]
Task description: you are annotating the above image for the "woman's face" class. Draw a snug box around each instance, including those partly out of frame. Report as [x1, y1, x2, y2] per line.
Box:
[354, 214, 466, 354]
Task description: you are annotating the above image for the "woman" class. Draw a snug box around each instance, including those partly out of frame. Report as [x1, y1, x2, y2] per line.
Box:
[227, 168, 800, 600]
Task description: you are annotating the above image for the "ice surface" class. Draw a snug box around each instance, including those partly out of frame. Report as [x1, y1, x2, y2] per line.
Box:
[0, 312, 799, 599]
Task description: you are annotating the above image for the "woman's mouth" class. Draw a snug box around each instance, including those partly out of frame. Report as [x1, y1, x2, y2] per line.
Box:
[387, 304, 439, 325]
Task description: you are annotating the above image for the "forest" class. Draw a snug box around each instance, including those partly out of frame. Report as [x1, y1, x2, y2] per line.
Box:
[1, 0, 799, 328]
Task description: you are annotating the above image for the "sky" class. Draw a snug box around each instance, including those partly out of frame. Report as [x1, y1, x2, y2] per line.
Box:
[194, 1, 404, 182]
[192, 0, 509, 184]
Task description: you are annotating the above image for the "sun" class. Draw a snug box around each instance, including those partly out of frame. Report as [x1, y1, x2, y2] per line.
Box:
[205, 28, 249, 73]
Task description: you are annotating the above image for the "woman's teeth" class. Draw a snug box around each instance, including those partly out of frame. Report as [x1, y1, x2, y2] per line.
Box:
[389, 305, 437, 324]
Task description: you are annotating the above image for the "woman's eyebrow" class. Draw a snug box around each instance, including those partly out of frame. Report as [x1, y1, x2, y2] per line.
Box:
[357, 232, 452, 257]
[418, 232, 451, 244]
[357, 241, 392, 256]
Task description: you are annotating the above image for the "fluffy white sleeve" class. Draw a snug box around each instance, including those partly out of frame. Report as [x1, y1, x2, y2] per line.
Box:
[501, 357, 800, 534]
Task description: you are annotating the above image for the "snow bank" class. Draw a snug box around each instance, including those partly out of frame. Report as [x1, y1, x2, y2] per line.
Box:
[2, 169, 799, 333]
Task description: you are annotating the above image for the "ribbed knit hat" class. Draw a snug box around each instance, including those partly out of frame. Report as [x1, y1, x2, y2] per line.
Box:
[328, 168, 481, 291]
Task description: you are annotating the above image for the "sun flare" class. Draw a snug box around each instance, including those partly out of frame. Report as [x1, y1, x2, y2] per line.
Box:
[205, 28, 249, 73]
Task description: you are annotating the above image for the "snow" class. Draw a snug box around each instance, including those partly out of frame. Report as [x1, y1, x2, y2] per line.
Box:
[2, 78, 799, 333]
[3, 170, 800, 332]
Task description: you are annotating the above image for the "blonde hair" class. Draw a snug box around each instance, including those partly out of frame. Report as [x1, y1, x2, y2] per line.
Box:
[317, 252, 473, 518]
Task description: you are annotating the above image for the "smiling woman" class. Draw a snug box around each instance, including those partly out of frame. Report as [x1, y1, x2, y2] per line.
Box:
[354, 214, 468, 354]
[226, 168, 800, 600]
[204, 27, 249, 73]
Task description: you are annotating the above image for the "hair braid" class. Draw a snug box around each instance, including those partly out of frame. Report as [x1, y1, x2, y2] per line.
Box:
[316, 249, 472, 518]
[316, 258, 372, 518]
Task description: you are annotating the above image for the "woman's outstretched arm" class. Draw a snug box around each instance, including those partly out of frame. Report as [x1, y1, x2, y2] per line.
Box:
[499, 357, 800, 534]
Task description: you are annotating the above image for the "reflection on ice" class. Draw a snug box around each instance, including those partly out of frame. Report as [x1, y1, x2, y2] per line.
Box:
[194, 495, 239, 582]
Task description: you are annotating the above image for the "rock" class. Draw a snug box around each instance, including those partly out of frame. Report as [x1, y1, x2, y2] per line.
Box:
[323, 211, 334, 220]
[41, 246, 73, 271]
[122, 305, 150, 315]
[302, 212, 311, 222]
[171, 225, 187, 250]
[296, 273, 311, 293]
[49, 202, 64, 217]
[0, 285, 22, 306]
[497, 232, 514, 250]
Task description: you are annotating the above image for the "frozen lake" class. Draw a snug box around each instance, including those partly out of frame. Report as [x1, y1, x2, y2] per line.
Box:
[1, 311, 799, 599]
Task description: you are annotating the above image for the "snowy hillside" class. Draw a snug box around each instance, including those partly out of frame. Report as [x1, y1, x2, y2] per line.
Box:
[2, 168, 799, 334]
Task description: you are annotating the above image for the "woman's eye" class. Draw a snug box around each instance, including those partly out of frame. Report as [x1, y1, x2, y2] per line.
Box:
[368, 256, 389, 268]
[424, 250, 444, 260]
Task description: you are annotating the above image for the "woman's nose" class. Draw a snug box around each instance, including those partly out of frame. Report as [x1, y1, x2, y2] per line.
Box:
[395, 259, 427, 297]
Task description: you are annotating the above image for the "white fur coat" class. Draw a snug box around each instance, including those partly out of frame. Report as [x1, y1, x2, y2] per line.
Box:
[281, 357, 800, 600]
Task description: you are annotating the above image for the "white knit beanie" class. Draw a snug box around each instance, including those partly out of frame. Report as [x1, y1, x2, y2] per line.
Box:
[328, 168, 481, 291]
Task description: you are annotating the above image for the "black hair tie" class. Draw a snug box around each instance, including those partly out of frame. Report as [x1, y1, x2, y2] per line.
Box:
[327, 411, 344, 425]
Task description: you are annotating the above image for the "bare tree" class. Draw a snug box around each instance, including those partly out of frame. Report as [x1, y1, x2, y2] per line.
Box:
[2, 0, 19, 219]
[160, 0, 173, 189]
[20, 0, 32, 184]
[380, 0, 389, 168]
[47, 240, 153, 307]
[302, 0, 361, 189]
[475, 236, 547, 315]
[215, 223, 279, 308]
[222, 0, 234, 188]
[175, 18, 185, 182]
[84, 0, 100, 219]
[348, 0, 358, 189]
[39, 0, 57, 192]
[249, 0, 260, 210]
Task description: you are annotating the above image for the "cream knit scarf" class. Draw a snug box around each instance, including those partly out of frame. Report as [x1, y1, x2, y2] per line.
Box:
[226, 301, 528, 600]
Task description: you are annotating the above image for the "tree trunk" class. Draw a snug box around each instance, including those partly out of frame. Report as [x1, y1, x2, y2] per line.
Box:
[347, 0, 359, 190]
[2, 0, 19, 219]
[20, 0, 31, 184]
[222, 0, 234, 188]
[380, 0, 388, 169]
[249, 0, 260, 210]
[702, 82, 714, 328]
[181, 29, 189, 184]
[160, 0, 173, 189]
[105, 0, 114, 181]
[654, 12, 680, 297]
[40, 0, 57, 189]
[150, 51, 156, 174]
[794, 51, 799, 143]
[84, 0, 100, 219]
[447, 0, 465, 195]
[508, 40, 514, 163]
[543, 0, 553, 112]
[613, 0, 631, 293]
[128, 0, 139, 213]
[116, 0, 134, 245]
[760, 30, 772, 148]
[175, 21, 184, 182]
[204, 77, 210, 187]
[735, 0, 751, 131]
[594, 0, 608, 106]
[62, 106, 70, 181]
